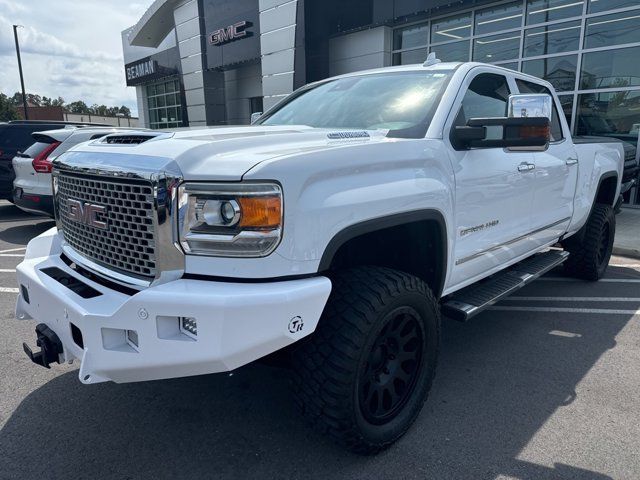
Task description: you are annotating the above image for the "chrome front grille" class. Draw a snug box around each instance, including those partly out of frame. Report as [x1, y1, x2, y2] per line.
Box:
[56, 172, 157, 278]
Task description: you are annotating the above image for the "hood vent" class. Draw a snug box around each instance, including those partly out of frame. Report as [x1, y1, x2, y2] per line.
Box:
[103, 134, 156, 145]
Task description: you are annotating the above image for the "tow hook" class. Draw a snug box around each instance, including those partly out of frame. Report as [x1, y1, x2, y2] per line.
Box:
[23, 324, 63, 369]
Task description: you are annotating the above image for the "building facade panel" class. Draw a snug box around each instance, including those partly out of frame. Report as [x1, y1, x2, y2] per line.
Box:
[122, 0, 640, 206]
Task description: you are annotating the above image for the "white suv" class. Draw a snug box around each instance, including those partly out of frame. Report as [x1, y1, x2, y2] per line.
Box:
[12, 127, 143, 216]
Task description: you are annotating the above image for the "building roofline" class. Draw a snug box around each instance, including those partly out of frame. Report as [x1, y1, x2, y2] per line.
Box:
[128, 0, 182, 48]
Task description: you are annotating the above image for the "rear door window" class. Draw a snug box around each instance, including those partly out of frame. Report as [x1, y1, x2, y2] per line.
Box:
[515, 79, 564, 141]
[0, 126, 42, 155]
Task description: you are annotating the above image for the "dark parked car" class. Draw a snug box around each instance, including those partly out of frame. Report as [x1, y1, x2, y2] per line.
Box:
[0, 120, 109, 201]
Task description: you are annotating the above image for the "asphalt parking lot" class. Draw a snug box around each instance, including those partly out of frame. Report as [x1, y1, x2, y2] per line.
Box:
[0, 200, 639, 480]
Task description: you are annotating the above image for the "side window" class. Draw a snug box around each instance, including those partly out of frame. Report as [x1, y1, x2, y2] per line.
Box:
[455, 73, 511, 140]
[515, 79, 564, 141]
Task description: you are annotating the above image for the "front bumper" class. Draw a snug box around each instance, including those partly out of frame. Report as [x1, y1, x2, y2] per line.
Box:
[16, 228, 331, 384]
[13, 188, 54, 216]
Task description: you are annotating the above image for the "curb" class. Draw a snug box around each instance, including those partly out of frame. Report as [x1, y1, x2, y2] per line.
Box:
[613, 245, 640, 260]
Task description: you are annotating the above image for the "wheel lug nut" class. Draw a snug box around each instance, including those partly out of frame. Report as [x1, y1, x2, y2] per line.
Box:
[383, 367, 390, 374]
[389, 354, 395, 360]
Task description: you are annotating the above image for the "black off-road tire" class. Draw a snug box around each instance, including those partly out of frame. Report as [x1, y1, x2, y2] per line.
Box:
[291, 266, 440, 454]
[563, 203, 615, 281]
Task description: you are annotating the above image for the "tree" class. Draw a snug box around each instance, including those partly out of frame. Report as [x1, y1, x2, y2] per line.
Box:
[41, 96, 65, 107]
[66, 100, 90, 114]
[10, 92, 44, 107]
[90, 104, 109, 116]
[7, 91, 130, 118]
[0, 93, 19, 121]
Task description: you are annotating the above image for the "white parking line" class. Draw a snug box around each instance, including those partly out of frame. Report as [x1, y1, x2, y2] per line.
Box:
[0, 247, 26, 253]
[0, 269, 16, 273]
[610, 264, 640, 268]
[0, 287, 19, 293]
[540, 277, 640, 283]
[505, 296, 640, 302]
[0, 254, 24, 257]
[488, 306, 640, 315]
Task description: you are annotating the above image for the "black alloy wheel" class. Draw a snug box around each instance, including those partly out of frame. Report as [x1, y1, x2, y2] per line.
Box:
[358, 306, 423, 425]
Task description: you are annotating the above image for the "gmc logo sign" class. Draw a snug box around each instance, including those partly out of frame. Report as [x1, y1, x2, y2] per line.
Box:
[209, 21, 251, 45]
[66, 199, 108, 230]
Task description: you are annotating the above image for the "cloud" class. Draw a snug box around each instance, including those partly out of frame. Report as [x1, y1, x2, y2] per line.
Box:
[0, 15, 120, 61]
[0, 0, 153, 115]
[0, 0, 28, 15]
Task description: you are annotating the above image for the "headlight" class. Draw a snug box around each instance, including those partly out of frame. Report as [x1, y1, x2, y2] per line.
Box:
[178, 182, 282, 257]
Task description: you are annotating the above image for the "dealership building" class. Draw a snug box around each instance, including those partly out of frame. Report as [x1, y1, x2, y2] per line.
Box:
[122, 0, 640, 205]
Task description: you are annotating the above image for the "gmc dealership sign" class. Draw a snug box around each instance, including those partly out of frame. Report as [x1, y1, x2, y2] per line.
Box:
[124, 52, 180, 86]
[209, 21, 252, 45]
[126, 59, 157, 82]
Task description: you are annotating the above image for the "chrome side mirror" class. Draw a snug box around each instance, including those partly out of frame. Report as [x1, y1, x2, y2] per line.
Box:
[508, 94, 552, 120]
[250, 112, 263, 124]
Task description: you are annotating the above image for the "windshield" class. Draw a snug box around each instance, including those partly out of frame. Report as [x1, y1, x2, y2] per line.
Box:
[259, 71, 453, 138]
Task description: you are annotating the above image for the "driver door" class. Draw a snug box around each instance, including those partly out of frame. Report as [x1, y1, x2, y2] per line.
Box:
[446, 70, 536, 289]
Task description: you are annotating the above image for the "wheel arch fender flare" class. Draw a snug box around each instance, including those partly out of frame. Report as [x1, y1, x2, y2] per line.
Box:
[566, 171, 618, 245]
[317, 209, 449, 297]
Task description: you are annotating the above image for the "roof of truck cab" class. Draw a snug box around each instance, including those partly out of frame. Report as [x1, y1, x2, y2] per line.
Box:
[300, 61, 554, 92]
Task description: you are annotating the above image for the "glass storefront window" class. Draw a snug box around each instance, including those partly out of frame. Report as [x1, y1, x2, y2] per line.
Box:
[526, 0, 584, 25]
[475, 2, 523, 35]
[588, 0, 640, 14]
[473, 32, 521, 62]
[580, 46, 640, 89]
[558, 95, 574, 128]
[524, 20, 581, 56]
[576, 91, 640, 145]
[430, 41, 470, 62]
[431, 13, 472, 44]
[584, 10, 640, 49]
[146, 78, 183, 129]
[388, 0, 640, 206]
[392, 47, 429, 65]
[497, 62, 519, 71]
[522, 55, 578, 91]
[393, 24, 429, 50]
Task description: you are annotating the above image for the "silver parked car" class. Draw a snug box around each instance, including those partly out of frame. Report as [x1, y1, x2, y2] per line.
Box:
[12, 126, 147, 216]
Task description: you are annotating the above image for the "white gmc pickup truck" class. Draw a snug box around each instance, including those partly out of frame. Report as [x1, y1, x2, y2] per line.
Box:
[17, 59, 623, 453]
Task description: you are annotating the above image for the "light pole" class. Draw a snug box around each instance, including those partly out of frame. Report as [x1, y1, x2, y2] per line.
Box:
[13, 25, 28, 120]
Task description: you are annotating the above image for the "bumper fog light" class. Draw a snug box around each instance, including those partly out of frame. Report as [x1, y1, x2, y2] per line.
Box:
[180, 317, 197, 338]
[126, 330, 139, 348]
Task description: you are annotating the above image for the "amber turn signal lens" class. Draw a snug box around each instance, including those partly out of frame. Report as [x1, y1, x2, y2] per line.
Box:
[519, 125, 550, 139]
[238, 196, 281, 229]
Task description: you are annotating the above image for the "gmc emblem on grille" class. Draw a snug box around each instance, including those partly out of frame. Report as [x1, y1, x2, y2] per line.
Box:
[66, 199, 108, 230]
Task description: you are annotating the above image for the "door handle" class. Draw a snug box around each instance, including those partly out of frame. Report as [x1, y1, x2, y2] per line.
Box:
[566, 157, 578, 166]
[518, 163, 535, 172]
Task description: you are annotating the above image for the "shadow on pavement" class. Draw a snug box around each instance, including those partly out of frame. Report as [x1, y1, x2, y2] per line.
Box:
[0, 202, 54, 245]
[0, 222, 56, 245]
[2, 299, 632, 480]
[0, 202, 39, 221]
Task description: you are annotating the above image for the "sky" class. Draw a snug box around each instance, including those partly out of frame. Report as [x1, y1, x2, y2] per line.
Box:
[0, 0, 153, 116]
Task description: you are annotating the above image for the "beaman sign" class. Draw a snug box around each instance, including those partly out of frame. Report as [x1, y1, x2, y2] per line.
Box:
[126, 59, 157, 82]
[209, 21, 252, 45]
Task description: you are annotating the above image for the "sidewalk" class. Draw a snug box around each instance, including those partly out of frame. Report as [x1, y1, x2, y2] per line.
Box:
[614, 207, 640, 259]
